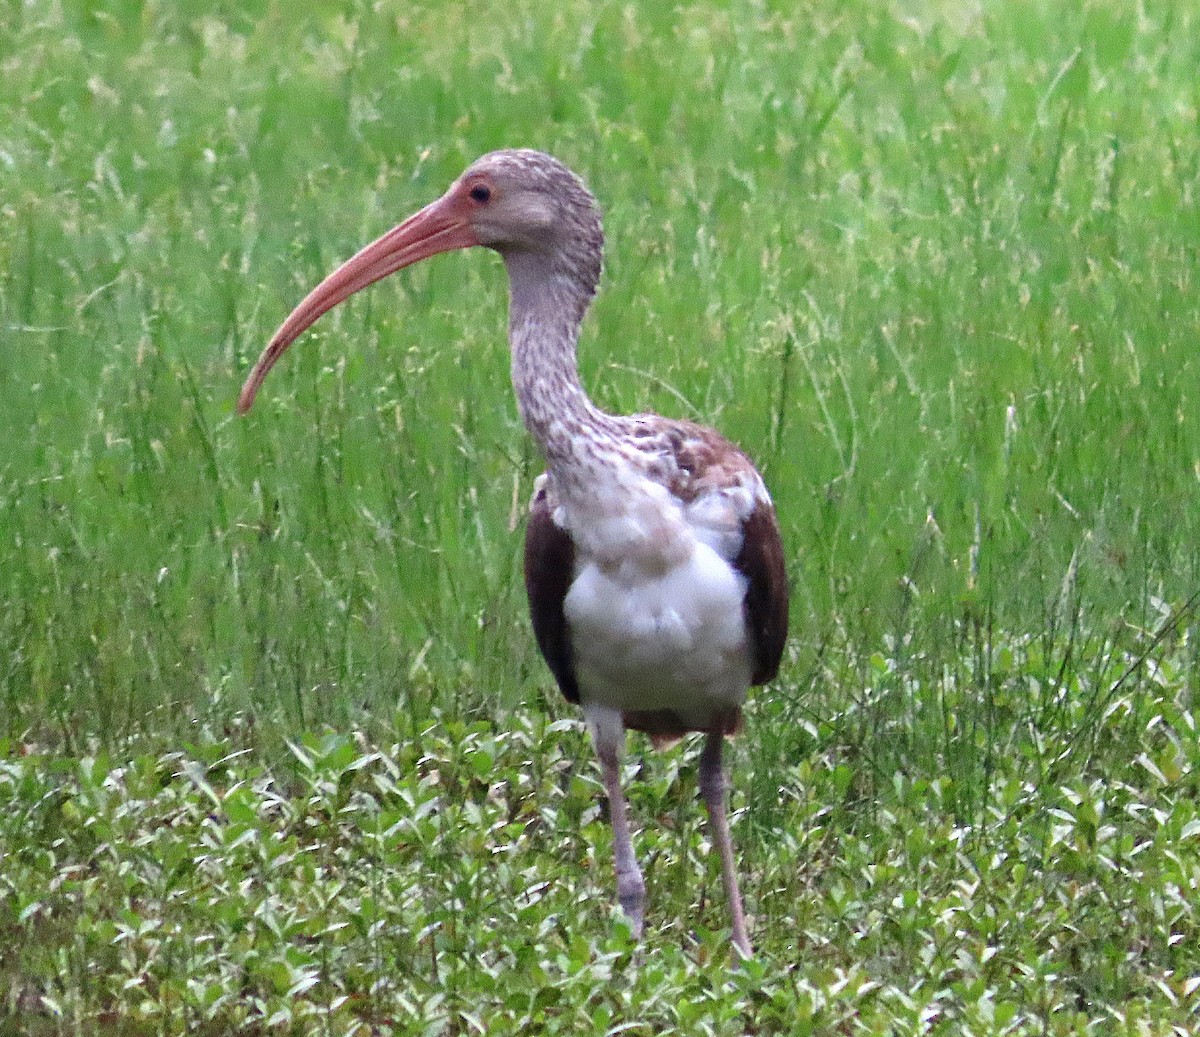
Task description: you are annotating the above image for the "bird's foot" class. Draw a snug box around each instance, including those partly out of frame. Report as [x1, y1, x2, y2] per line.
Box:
[616, 867, 646, 938]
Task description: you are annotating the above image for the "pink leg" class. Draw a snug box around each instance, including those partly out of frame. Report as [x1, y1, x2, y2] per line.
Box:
[588, 708, 646, 936]
[698, 732, 752, 958]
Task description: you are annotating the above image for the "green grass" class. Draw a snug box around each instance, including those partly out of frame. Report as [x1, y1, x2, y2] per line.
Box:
[2, 0, 1199, 1032]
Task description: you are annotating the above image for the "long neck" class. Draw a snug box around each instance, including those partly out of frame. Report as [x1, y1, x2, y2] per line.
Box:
[503, 249, 625, 481]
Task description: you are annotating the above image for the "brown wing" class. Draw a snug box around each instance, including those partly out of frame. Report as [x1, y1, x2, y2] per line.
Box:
[735, 500, 789, 686]
[523, 481, 579, 703]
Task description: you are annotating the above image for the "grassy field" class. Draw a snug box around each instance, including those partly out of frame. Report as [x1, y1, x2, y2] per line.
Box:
[2, 0, 1200, 1032]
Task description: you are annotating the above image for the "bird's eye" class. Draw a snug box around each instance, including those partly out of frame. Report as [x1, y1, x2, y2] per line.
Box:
[469, 184, 491, 204]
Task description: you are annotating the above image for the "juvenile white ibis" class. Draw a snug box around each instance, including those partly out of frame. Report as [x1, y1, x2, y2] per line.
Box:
[238, 150, 788, 957]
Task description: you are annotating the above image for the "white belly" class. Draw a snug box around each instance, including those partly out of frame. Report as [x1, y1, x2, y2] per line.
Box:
[563, 540, 751, 729]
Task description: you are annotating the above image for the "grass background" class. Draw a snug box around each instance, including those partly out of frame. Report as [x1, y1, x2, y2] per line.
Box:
[2, 0, 1199, 1032]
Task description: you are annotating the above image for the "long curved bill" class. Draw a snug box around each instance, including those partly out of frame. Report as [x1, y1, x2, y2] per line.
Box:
[237, 192, 479, 414]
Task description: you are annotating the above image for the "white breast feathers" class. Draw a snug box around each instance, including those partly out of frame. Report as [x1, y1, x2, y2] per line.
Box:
[558, 475, 755, 727]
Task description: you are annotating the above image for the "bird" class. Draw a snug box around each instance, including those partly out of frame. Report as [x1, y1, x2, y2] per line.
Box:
[237, 149, 788, 958]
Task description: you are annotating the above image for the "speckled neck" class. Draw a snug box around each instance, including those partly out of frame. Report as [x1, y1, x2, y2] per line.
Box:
[503, 248, 626, 486]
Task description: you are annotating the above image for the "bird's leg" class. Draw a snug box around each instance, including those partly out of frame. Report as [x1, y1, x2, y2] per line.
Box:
[698, 731, 752, 959]
[586, 705, 646, 937]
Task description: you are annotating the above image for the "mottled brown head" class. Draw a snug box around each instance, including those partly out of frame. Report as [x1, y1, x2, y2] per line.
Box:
[237, 149, 604, 414]
[457, 150, 603, 291]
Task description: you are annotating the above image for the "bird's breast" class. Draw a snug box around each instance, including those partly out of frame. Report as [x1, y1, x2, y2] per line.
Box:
[562, 527, 752, 724]
[538, 465, 760, 725]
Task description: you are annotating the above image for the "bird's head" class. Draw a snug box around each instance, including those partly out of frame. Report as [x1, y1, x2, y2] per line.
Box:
[458, 150, 602, 258]
[237, 149, 603, 414]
